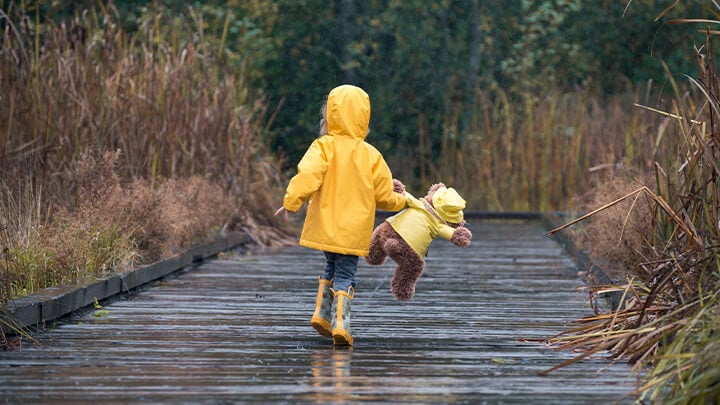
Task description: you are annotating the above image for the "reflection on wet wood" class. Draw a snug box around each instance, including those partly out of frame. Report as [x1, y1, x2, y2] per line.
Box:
[0, 221, 635, 403]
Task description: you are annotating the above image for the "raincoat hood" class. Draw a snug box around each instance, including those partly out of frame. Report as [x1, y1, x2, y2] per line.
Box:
[326, 85, 370, 140]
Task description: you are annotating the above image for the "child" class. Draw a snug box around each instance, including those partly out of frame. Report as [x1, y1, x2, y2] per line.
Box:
[275, 84, 406, 346]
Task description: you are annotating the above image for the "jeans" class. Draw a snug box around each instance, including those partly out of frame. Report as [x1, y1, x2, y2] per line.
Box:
[321, 252, 358, 292]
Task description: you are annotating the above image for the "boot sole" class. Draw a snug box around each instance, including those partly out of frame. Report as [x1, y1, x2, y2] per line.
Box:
[311, 317, 332, 337]
[332, 329, 353, 346]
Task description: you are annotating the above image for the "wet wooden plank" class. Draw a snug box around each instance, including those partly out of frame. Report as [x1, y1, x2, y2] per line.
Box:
[0, 220, 636, 403]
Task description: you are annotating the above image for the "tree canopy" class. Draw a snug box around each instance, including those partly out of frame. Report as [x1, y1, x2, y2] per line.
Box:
[6, 0, 711, 165]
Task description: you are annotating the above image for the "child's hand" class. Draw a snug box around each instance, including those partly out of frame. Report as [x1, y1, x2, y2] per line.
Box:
[274, 207, 290, 222]
[392, 178, 406, 194]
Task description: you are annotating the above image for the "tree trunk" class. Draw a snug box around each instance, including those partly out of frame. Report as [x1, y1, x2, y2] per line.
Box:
[462, 0, 481, 138]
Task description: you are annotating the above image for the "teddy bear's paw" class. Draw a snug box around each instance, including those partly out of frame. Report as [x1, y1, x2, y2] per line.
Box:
[392, 289, 414, 301]
[393, 291, 415, 301]
[451, 227, 472, 247]
[391, 284, 415, 301]
[365, 253, 386, 266]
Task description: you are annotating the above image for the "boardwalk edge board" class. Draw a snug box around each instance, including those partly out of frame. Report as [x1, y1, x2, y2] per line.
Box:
[376, 210, 545, 220]
[1, 231, 251, 335]
[541, 212, 623, 309]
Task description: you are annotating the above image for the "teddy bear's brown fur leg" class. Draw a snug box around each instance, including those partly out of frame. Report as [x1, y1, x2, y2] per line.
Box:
[366, 221, 393, 265]
[383, 238, 425, 300]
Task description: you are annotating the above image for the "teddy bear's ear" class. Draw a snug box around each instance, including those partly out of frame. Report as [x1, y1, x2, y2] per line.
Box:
[428, 182, 446, 196]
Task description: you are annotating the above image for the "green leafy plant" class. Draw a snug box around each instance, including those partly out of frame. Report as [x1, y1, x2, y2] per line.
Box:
[92, 297, 108, 318]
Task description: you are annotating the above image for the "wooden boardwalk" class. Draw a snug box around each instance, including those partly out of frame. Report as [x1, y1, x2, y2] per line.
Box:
[0, 220, 636, 403]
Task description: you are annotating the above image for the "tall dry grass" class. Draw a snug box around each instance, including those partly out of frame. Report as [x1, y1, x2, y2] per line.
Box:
[397, 87, 683, 212]
[0, 4, 290, 302]
[566, 168, 656, 279]
[1, 5, 278, 199]
[540, 4, 720, 402]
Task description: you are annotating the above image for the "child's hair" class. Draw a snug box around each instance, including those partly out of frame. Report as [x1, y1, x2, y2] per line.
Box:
[318, 103, 327, 137]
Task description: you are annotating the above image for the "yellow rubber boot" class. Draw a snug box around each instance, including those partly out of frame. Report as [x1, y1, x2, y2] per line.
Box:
[331, 287, 354, 346]
[311, 277, 333, 337]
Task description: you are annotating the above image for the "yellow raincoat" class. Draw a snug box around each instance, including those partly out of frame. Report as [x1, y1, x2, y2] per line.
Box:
[283, 85, 406, 256]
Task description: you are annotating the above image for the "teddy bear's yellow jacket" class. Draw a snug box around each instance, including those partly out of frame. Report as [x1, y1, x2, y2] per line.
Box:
[386, 193, 456, 256]
[282, 85, 406, 256]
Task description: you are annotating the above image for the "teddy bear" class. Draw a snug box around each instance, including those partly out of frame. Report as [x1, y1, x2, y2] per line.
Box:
[366, 182, 472, 300]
